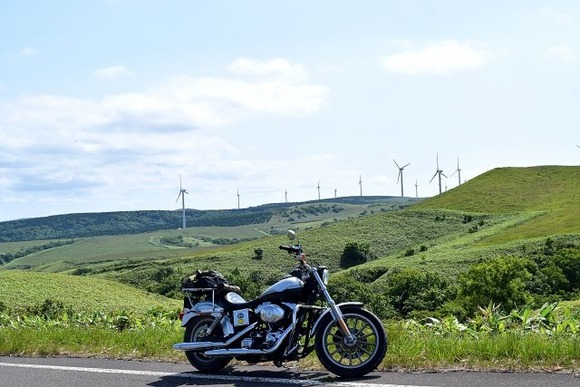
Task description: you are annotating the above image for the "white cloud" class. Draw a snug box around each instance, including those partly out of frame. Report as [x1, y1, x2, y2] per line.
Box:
[0, 58, 329, 216]
[2, 58, 328, 144]
[93, 65, 134, 80]
[544, 46, 580, 60]
[19, 47, 37, 57]
[228, 57, 308, 82]
[382, 40, 493, 75]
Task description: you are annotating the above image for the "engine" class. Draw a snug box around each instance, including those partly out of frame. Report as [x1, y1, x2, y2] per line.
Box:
[256, 302, 285, 324]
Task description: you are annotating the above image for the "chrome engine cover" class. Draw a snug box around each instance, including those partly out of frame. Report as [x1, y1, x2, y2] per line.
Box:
[256, 302, 285, 323]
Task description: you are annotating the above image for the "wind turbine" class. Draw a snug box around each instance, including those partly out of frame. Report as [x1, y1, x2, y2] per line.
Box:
[285, 188, 288, 203]
[175, 175, 188, 229]
[393, 160, 410, 197]
[359, 174, 363, 196]
[415, 179, 418, 199]
[449, 157, 462, 186]
[237, 188, 240, 209]
[429, 153, 447, 194]
[317, 180, 321, 200]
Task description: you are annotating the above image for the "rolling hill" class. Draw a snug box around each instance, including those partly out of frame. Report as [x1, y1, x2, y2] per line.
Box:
[412, 165, 580, 243]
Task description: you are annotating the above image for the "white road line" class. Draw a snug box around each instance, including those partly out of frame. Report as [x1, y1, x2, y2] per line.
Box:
[0, 362, 433, 386]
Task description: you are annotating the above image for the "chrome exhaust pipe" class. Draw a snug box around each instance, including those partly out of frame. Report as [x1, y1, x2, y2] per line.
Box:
[173, 341, 226, 351]
[203, 325, 293, 357]
[173, 322, 258, 351]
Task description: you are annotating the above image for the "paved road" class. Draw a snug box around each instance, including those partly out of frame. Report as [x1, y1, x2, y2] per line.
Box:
[0, 356, 578, 387]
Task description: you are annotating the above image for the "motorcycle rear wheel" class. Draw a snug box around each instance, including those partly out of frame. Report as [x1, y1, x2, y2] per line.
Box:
[184, 315, 231, 373]
[315, 306, 387, 378]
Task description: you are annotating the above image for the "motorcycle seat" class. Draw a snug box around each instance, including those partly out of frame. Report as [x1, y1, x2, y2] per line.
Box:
[222, 292, 262, 309]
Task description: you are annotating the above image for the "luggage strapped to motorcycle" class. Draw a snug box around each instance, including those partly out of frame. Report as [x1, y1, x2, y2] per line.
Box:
[181, 269, 241, 311]
[181, 286, 218, 311]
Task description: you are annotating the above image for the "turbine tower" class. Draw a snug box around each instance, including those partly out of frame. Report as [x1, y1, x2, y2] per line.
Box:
[393, 159, 410, 197]
[237, 188, 240, 209]
[429, 153, 447, 194]
[415, 179, 418, 199]
[449, 157, 462, 186]
[285, 188, 288, 203]
[359, 174, 363, 196]
[317, 180, 321, 200]
[175, 175, 188, 229]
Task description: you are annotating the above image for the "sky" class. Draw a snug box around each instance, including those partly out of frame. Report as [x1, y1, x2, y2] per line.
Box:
[1, 0, 579, 222]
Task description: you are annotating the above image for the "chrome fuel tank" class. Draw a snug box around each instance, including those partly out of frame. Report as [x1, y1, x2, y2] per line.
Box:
[259, 277, 304, 301]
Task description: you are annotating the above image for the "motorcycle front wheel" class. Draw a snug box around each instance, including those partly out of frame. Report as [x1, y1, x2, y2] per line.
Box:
[184, 315, 231, 373]
[315, 306, 387, 378]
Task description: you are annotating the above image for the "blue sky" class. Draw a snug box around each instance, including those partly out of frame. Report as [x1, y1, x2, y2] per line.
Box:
[1, 1, 579, 221]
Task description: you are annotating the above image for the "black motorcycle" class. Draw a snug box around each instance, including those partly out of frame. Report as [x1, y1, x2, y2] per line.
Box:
[173, 230, 387, 377]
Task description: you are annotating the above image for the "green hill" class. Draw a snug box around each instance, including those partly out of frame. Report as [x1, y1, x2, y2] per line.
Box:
[412, 166, 580, 243]
[1, 166, 578, 314]
[0, 196, 413, 242]
[0, 270, 180, 313]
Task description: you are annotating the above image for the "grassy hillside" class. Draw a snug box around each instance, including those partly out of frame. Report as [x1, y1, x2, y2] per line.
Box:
[1, 197, 414, 271]
[412, 166, 580, 243]
[0, 196, 413, 242]
[1, 166, 578, 314]
[0, 270, 180, 313]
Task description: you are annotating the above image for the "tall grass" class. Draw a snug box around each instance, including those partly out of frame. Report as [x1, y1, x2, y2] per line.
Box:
[2, 303, 579, 372]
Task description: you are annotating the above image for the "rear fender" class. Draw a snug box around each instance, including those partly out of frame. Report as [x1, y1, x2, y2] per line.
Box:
[181, 301, 224, 327]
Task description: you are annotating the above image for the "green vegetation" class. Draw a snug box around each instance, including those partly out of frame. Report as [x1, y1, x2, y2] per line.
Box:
[0, 165, 579, 371]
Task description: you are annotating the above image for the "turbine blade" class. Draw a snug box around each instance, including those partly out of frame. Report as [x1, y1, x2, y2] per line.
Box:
[403, 163, 410, 169]
[175, 191, 182, 203]
[393, 159, 400, 168]
[429, 171, 438, 183]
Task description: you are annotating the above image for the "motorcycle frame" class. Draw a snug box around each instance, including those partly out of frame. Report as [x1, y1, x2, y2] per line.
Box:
[175, 268, 364, 357]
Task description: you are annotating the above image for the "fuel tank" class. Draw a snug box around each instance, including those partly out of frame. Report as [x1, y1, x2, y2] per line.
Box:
[259, 277, 304, 301]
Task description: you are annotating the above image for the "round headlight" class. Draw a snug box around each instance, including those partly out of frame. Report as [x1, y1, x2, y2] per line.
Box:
[321, 268, 329, 285]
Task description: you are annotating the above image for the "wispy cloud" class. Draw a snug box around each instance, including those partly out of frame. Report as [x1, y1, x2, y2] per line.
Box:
[544, 46, 580, 60]
[19, 47, 37, 57]
[228, 57, 308, 82]
[0, 58, 329, 214]
[382, 40, 494, 75]
[93, 65, 134, 80]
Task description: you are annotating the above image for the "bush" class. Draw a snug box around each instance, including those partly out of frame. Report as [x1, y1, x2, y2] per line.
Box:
[384, 268, 455, 317]
[458, 256, 534, 313]
[339, 241, 371, 269]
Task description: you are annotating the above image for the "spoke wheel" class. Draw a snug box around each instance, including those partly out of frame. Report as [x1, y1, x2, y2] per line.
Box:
[315, 307, 387, 377]
[184, 316, 231, 373]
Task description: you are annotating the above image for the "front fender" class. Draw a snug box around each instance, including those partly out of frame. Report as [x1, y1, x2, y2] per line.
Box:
[311, 302, 364, 334]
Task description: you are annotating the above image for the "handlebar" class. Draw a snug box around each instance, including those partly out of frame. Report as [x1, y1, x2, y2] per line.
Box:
[279, 245, 302, 255]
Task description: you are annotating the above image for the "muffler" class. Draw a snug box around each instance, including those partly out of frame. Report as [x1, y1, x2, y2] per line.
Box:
[173, 341, 225, 351]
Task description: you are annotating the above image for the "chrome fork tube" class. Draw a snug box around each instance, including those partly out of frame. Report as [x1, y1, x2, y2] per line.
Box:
[311, 270, 355, 342]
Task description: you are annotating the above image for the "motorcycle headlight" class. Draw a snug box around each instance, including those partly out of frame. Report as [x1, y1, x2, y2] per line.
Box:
[320, 268, 329, 285]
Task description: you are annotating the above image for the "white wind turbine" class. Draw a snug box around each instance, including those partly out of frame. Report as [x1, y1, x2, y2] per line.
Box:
[449, 157, 462, 186]
[393, 159, 410, 197]
[429, 153, 447, 194]
[175, 175, 188, 229]
[359, 174, 363, 196]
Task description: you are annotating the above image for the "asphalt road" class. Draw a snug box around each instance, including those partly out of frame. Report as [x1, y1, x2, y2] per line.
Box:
[0, 356, 578, 387]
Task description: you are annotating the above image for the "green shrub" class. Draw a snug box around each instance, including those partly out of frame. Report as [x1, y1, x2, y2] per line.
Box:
[458, 256, 534, 313]
[339, 241, 371, 269]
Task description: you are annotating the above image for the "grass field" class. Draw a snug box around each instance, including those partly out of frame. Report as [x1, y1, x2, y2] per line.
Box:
[0, 271, 180, 313]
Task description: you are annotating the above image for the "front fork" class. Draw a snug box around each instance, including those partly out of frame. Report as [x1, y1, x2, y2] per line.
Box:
[312, 271, 356, 343]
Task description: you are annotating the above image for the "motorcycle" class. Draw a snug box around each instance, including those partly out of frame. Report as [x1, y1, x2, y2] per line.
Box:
[173, 230, 387, 377]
